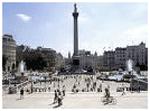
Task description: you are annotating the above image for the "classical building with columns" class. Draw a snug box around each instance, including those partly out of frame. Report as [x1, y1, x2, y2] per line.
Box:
[3, 34, 16, 72]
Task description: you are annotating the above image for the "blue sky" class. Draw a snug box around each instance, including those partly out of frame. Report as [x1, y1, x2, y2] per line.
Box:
[3, 3, 148, 57]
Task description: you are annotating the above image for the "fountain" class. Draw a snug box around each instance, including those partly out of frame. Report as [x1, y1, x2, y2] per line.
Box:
[107, 59, 135, 82]
[19, 60, 25, 73]
[125, 59, 148, 91]
[18, 60, 28, 87]
[126, 59, 133, 72]
[17, 60, 27, 77]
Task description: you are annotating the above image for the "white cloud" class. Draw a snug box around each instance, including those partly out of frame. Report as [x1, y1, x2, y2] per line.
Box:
[16, 13, 32, 22]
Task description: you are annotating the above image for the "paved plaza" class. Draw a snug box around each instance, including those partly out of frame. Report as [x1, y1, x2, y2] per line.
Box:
[3, 91, 147, 109]
[3, 78, 148, 109]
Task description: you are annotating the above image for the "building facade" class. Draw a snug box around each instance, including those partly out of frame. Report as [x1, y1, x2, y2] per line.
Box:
[79, 50, 98, 69]
[103, 51, 115, 70]
[101, 42, 148, 71]
[55, 53, 65, 70]
[3, 34, 16, 72]
[115, 47, 127, 70]
[126, 42, 147, 69]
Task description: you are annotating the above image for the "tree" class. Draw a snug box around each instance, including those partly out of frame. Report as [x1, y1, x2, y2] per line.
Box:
[24, 53, 47, 71]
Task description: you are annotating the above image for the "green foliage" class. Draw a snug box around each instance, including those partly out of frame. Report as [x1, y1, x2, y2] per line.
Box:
[25, 54, 47, 71]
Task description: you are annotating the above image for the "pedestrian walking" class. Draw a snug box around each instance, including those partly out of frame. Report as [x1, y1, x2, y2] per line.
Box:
[20, 88, 24, 100]
[138, 85, 141, 93]
[53, 90, 58, 104]
[57, 91, 63, 106]
[99, 83, 102, 92]
[121, 83, 125, 95]
[62, 85, 66, 96]
[104, 87, 110, 102]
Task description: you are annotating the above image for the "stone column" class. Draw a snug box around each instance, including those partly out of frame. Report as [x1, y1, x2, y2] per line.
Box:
[72, 3, 79, 56]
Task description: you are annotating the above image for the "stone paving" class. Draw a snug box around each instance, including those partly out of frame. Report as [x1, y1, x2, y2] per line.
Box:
[3, 75, 148, 109]
[3, 91, 147, 108]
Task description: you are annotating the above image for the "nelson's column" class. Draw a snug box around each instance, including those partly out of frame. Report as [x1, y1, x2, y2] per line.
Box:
[72, 3, 80, 67]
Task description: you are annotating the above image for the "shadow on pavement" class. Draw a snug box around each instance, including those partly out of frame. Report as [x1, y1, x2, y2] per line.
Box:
[16, 98, 23, 101]
[53, 104, 62, 108]
[49, 102, 55, 106]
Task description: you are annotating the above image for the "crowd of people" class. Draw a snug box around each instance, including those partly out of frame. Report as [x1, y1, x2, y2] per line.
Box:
[17, 74, 132, 107]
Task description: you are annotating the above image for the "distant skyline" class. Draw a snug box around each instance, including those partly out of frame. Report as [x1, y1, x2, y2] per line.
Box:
[3, 3, 148, 57]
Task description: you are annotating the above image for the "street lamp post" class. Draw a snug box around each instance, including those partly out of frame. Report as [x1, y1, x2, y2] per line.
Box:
[130, 70, 134, 92]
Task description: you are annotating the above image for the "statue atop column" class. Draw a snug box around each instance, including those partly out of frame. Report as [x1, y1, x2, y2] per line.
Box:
[74, 3, 77, 12]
